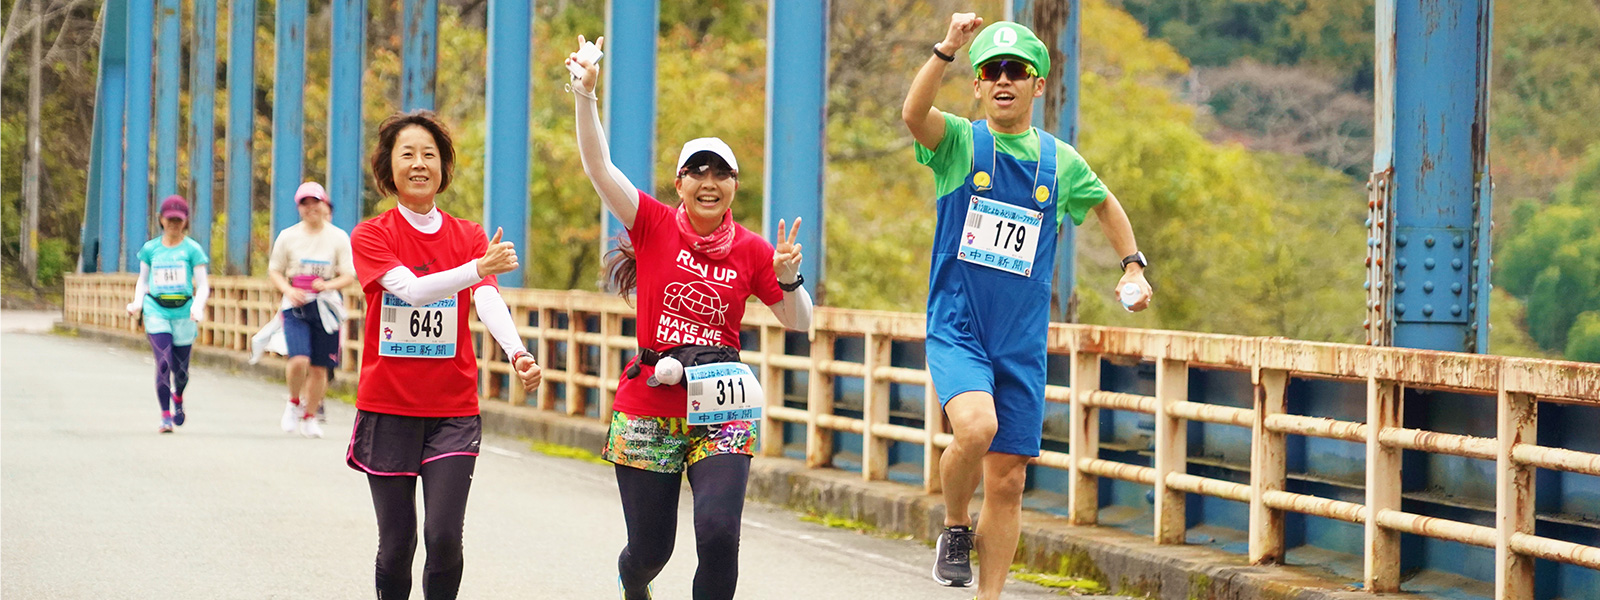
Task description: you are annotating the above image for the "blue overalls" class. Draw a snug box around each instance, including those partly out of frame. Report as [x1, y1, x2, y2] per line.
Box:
[926, 120, 1059, 457]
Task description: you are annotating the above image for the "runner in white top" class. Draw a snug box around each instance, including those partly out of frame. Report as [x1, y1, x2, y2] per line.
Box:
[268, 181, 357, 438]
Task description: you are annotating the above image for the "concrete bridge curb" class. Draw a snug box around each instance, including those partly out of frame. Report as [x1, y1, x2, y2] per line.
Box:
[61, 323, 1411, 600]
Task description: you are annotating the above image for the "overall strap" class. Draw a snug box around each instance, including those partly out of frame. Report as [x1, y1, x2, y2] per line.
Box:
[1032, 129, 1059, 206]
[971, 120, 997, 192]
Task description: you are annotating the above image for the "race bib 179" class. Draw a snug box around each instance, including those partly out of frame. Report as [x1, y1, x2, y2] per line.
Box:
[957, 195, 1041, 277]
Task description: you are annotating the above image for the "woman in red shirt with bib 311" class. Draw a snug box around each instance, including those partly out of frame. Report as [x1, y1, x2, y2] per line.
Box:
[568, 36, 814, 600]
[347, 110, 542, 600]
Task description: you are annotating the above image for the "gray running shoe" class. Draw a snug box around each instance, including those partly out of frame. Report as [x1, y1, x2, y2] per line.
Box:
[932, 525, 976, 587]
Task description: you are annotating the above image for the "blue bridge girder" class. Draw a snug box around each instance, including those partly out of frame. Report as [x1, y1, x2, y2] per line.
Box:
[1367, 0, 1495, 354]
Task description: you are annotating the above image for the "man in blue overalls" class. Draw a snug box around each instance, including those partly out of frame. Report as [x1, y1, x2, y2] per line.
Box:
[903, 13, 1152, 598]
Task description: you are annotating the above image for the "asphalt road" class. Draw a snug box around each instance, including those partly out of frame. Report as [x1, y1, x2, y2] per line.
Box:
[1, 323, 1111, 599]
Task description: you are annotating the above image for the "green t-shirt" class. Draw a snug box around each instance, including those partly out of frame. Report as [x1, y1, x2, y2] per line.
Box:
[137, 237, 209, 319]
[915, 113, 1108, 227]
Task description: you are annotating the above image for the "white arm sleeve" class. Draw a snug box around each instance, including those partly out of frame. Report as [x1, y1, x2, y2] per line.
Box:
[575, 90, 640, 228]
[472, 286, 528, 359]
[770, 285, 813, 332]
[191, 266, 210, 313]
[130, 264, 150, 309]
[378, 261, 483, 307]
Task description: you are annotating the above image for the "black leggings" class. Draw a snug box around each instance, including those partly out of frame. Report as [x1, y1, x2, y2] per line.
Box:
[616, 453, 750, 600]
[367, 455, 475, 600]
[147, 333, 191, 411]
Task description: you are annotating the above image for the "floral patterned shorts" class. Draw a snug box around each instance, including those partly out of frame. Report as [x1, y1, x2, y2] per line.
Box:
[601, 411, 758, 474]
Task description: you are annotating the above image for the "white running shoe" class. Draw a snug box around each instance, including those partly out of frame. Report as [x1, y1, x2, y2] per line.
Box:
[299, 416, 324, 439]
[280, 402, 300, 433]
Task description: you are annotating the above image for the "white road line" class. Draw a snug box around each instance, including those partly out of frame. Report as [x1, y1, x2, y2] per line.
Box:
[483, 445, 524, 459]
[743, 518, 908, 571]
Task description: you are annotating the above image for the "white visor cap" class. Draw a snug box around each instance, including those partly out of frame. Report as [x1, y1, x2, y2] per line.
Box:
[676, 137, 739, 174]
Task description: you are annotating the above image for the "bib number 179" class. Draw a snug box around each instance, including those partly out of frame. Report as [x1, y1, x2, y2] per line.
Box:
[992, 220, 1027, 252]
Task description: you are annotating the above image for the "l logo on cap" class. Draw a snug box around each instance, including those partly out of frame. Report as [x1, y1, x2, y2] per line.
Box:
[995, 27, 1018, 47]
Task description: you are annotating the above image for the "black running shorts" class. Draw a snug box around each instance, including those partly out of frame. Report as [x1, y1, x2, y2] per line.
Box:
[346, 409, 482, 476]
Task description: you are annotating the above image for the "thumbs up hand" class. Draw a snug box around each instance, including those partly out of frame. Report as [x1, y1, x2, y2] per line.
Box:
[476, 227, 519, 278]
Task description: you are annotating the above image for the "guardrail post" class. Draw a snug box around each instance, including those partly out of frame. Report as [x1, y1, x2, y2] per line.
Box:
[1155, 357, 1189, 544]
[1365, 378, 1404, 592]
[862, 333, 892, 481]
[565, 309, 583, 416]
[1069, 349, 1101, 524]
[1251, 367, 1290, 564]
[1496, 388, 1536, 600]
[537, 307, 555, 411]
[760, 325, 786, 457]
[806, 331, 835, 468]
[924, 373, 944, 494]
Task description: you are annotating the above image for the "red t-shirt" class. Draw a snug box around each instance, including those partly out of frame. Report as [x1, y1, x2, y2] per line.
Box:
[616, 192, 785, 417]
[351, 208, 497, 417]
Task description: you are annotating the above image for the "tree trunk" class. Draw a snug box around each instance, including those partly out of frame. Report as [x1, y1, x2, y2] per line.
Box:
[23, 0, 43, 285]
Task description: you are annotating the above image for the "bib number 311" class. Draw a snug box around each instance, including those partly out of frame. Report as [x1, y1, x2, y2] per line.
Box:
[685, 362, 765, 425]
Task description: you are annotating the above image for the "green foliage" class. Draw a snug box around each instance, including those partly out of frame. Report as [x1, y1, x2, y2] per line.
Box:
[1, 1, 97, 287]
[527, 441, 610, 466]
[1566, 312, 1600, 364]
[1488, 289, 1556, 359]
[1010, 569, 1108, 593]
[1495, 144, 1600, 360]
[1492, 0, 1600, 160]
[1069, 1, 1364, 340]
[1113, 0, 1374, 89]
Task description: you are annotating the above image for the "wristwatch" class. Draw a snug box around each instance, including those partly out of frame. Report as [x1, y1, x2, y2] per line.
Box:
[779, 273, 805, 292]
[932, 43, 956, 62]
[1121, 252, 1148, 272]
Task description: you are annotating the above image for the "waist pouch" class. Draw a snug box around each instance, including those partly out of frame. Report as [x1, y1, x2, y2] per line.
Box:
[624, 344, 741, 381]
[148, 293, 192, 309]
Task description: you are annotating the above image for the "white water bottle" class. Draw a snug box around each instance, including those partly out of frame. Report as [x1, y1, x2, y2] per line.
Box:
[653, 356, 684, 386]
[1119, 283, 1143, 311]
[567, 40, 603, 79]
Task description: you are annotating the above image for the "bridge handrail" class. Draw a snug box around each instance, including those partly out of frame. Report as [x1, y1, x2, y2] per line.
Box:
[64, 274, 1600, 591]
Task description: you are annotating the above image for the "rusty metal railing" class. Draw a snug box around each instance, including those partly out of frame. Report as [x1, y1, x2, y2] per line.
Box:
[65, 274, 1600, 598]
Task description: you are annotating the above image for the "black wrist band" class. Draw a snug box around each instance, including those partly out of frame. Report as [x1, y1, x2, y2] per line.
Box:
[779, 273, 805, 292]
[932, 44, 955, 62]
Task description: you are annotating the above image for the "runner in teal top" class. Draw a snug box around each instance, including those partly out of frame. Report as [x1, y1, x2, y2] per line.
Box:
[902, 15, 1153, 599]
[126, 196, 211, 433]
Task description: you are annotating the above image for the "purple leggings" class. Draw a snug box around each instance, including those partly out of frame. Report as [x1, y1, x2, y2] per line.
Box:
[147, 333, 192, 410]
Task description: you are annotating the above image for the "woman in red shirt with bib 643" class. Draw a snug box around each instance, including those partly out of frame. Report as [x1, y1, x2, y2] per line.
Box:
[347, 110, 541, 600]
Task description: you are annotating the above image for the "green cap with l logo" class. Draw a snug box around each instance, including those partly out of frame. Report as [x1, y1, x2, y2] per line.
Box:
[967, 21, 1051, 79]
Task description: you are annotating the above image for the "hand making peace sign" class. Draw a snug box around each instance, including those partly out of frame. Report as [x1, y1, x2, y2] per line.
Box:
[773, 218, 804, 286]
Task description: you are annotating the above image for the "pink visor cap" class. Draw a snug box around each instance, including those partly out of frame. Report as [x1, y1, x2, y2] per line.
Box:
[294, 181, 330, 206]
[159, 195, 190, 221]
